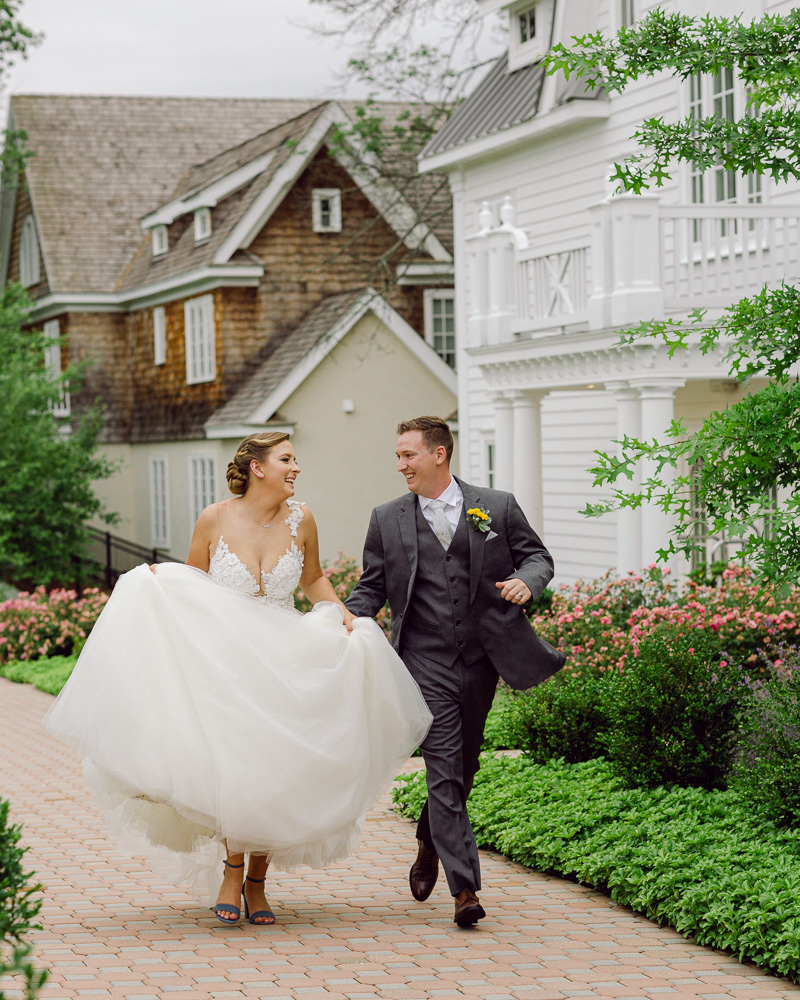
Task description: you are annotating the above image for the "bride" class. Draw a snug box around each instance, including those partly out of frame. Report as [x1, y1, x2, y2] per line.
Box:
[45, 432, 432, 926]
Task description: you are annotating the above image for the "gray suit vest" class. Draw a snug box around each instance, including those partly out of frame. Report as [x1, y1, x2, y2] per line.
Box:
[400, 503, 486, 666]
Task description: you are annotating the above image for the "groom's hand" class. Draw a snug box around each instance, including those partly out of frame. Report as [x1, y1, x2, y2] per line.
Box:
[496, 579, 531, 605]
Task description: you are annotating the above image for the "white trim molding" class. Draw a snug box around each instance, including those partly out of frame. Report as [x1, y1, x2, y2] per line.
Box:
[25, 263, 264, 321]
[418, 99, 610, 175]
[396, 261, 455, 285]
[141, 149, 278, 228]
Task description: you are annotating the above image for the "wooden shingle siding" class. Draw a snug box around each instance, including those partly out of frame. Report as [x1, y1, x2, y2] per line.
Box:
[60, 312, 130, 442]
[126, 293, 229, 442]
[248, 148, 427, 343]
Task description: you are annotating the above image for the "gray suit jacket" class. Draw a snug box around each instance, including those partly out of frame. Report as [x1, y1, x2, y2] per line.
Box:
[346, 478, 565, 690]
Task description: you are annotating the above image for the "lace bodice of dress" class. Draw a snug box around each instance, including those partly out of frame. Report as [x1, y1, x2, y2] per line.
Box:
[208, 500, 306, 611]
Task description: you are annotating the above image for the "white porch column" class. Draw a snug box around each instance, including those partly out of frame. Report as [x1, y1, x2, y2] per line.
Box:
[511, 390, 544, 529]
[492, 393, 514, 492]
[636, 380, 685, 569]
[606, 381, 642, 573]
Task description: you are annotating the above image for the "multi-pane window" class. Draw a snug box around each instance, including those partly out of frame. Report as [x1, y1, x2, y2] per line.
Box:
[620, 0, 635, 27]
[185, 294, 216, 384]
[486, 442, 496, 489]
[312, 189, 342, 232]
[19, 215, 40, 287]
[43, 319, 70, 418]
[152, 225, 168, 256]
[713, 69, 737, 234]
[425, 290, 456, 369]
[518, 6, 536, 42]
[149, 456, 170, 549]
[189, 455, 216, 525]
[194, 207, 212, 243]
[153, 306, 166, 366]
[688, 70, 764, 241]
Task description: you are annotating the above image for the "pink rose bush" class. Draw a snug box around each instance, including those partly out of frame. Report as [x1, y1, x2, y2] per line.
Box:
[0, 586, 108, 663]
[532, 564, 800, 677]
[531, 565, 676, 675]
[295, 554, 391, 636]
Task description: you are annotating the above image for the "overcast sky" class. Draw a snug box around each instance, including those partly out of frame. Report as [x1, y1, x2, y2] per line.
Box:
[2, 0, 370, 110]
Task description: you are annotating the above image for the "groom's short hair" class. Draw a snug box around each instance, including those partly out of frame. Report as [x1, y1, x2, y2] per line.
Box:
[397, 416, 453, 462]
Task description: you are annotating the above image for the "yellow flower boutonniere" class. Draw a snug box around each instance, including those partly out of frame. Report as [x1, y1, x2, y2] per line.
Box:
[466, 507, 492, 533]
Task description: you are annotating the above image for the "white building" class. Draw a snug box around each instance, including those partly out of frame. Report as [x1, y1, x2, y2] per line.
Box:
[419, 0, 798, 584]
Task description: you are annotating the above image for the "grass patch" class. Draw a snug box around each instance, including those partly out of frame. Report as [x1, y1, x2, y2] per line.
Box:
[394, 755, 800, 982]
[0, 654, 77, 695]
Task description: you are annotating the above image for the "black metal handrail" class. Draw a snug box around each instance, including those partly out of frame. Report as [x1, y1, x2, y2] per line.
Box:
[82, 527, 178, 590]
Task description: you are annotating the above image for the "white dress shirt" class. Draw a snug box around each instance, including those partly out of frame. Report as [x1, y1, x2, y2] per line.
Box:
[418, 477, 464, 537]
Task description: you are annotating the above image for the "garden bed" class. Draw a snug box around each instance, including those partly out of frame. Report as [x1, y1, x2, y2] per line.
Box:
[394, 756, 800, 983]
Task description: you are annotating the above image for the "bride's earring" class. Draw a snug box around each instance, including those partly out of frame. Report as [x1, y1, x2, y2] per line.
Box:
[251, 461, 265, 479]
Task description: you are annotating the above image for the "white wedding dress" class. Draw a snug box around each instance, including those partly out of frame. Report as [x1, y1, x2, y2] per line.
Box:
[45, 500, 431, 895]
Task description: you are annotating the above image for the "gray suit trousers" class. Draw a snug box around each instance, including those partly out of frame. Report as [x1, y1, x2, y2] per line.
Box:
[402, 648, 498, 896]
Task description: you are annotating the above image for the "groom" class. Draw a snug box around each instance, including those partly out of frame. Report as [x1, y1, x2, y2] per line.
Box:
[346, 415, 564, 927]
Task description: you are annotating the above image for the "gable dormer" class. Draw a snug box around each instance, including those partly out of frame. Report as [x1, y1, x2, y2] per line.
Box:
[509, 0, 555, 72]
[477, 0, 556, 72]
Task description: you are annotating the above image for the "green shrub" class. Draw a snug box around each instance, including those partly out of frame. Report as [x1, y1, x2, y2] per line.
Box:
[604, 634, 748, 790]
[393, 756, 800, 982]
[501, 672, 617, 764]
[0, 654, 78, 696]
[0, 799, 47, 999]
[480, 686, 518, 751]
[734, 650, 800, 825]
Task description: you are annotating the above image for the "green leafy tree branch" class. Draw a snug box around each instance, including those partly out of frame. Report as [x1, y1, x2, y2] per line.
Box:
[0, 285, 119, 587]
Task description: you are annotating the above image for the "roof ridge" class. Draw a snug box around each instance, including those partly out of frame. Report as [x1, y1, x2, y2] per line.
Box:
[184, 101, 330, 178]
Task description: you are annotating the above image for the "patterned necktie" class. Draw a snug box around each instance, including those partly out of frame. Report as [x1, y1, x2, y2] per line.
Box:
[427, 499, 453, 550]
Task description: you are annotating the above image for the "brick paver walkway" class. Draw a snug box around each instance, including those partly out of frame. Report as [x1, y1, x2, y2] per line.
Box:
[1, 676, 798, 1000]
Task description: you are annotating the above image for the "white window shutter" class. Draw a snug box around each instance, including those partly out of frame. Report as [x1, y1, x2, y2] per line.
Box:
[149, 455, 170, 548]
[153, 307, 166, 365]
[184, 295, 216, 384]
[19, 215, 40, 287]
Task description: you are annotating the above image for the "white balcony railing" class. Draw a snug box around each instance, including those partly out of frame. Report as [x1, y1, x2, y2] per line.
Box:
[659, 203, 800, 310]
[464, 196, 800, 345]
[515, 242, 589, 332]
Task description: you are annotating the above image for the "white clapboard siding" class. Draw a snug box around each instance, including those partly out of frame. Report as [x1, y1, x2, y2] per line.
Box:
[541, 391, 617, 586]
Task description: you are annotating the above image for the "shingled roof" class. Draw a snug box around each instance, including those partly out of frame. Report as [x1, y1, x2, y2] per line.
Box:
[10, 94, 453, 297]
[116, 105, 329, 293]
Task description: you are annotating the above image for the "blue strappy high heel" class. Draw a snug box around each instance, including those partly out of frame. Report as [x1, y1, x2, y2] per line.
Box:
[213, 859, 244, 924]
[242, 874, 275, 925]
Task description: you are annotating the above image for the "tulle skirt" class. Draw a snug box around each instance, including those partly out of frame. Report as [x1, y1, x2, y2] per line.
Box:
[44, 563, 431, 895]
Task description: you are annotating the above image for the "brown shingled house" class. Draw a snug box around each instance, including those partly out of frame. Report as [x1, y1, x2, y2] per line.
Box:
[0, 95, 457, 561]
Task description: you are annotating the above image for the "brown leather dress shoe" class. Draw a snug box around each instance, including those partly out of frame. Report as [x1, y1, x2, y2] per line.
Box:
[453, 888, 486, 927]
[409, 840, 439, 901]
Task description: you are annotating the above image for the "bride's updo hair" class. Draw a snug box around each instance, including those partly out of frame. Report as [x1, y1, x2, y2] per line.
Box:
[226, 432, 291, 496]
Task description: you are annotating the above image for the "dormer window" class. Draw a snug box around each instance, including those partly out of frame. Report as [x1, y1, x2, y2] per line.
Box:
[152, 224, 168, 257]
[312, 189, 342, 233]
[194, 207, 212, 243]
[508, 0, 554, 72]
[518, 7, 535, 42]
[19, 214, 40, 287]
